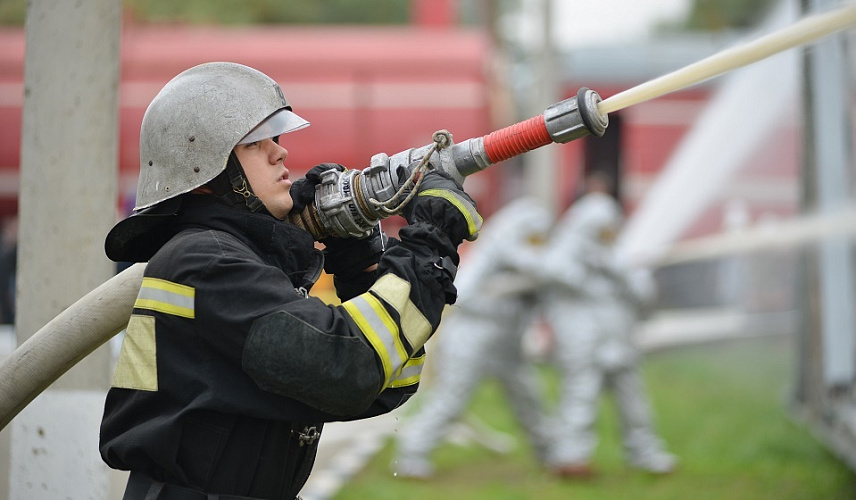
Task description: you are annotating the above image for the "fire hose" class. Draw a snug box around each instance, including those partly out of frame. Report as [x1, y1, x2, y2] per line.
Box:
[0, 263, 144, 430]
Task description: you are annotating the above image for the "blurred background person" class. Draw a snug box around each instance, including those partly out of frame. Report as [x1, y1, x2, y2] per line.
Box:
[539, 172, 677, 478]
[392, 197, 555, 479]
[0, 216, 18, 325]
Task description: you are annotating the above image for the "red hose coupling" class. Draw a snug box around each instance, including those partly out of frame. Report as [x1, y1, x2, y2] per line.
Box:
[483, 116, 552, 164]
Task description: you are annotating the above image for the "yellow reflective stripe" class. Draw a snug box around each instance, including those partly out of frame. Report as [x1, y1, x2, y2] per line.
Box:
[418, 188, 483, 237]
[135, 277, 195, 319]
[342, 299, 391, 382]
[342, 293, 408, 388]
[389, 355, 424, 388]
[370, 274, 432, 349]
[111, 314, 158, 391]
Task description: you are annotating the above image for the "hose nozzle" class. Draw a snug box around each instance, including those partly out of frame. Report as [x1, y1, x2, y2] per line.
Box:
[544, 87, 609, 143]
[459, 87, 609, 174]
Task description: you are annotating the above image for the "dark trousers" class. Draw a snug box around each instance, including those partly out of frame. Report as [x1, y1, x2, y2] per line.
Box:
[123, 471, 301, 500]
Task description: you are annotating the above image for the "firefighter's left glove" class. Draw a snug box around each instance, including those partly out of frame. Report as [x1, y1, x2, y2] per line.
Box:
[401, 170, 483, 246]
[321, 224, 388, 278]
[289, 163, 346, 213]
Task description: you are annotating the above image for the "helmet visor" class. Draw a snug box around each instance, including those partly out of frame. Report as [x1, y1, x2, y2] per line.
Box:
[238, 108, 310, 145]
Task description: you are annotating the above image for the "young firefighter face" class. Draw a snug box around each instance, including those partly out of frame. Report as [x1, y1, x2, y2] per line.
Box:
[233, 136, 294, 219]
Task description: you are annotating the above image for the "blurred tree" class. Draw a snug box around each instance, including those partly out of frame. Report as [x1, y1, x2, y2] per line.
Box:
[0, 0, 413, 26]
[122, 0, 410, 25]
[658, 0, 777, 33]
[0, 0, 26, 25]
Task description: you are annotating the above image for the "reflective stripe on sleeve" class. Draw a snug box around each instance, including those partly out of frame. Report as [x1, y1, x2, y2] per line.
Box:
[369, 274, 432, 350]
[342, 293, 408, 389]
[418, 188, 483, 238]
[134, 277, 195, 318]
[111, 314, 158, 391]
[388, 354, 424, 389]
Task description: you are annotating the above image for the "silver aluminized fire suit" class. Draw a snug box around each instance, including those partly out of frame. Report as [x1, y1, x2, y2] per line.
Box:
[393, 197, 555, 478]
[539, 191, 676, 473]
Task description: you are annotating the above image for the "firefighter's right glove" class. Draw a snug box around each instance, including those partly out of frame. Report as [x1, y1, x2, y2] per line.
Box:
[290, 163, 346, 213]
[400, 170, 483, 246]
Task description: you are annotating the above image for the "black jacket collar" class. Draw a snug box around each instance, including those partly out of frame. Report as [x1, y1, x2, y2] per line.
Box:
[105, 195, 323, 288]
[176, 196, 324, 288]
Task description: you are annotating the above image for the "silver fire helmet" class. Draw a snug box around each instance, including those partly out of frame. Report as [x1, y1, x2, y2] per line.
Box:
[135, 62, 309, 210]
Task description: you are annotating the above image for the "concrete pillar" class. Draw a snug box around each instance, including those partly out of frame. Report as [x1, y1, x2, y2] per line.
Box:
[11, 0, 121, 498]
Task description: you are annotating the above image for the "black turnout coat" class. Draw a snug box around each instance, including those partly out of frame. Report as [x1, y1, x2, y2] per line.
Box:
[101, 195, 456, 499]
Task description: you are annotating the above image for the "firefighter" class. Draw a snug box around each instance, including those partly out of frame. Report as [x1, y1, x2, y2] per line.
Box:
[99, 62, 482, 499]
[539, 173, 677, 477]
[393, 197, 555, 478]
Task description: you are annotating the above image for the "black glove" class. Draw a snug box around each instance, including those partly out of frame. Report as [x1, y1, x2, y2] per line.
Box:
[400, 170, 482, 246]
[322, 224, 388, 277]
[289, 163, 346, 213]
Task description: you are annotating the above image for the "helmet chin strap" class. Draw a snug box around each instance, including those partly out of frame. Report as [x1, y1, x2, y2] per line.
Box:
[216, 152, 265, 212]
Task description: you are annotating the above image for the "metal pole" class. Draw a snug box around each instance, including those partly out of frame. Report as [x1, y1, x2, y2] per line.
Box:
[807, 0, 856, 389]
[794, 0, 856, 471]
[794, 0, 824, 416]
[523, 0, 560, 214]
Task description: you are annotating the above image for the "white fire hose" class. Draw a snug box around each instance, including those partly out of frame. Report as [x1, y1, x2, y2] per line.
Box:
[0, 263, 144, 430]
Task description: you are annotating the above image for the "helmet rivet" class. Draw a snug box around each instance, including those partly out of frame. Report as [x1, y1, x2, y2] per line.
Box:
[188, 136, 195, 142]
[193, 167, 200, 173]
[164, 186, 170, 192]
[148, 160, 153, 166]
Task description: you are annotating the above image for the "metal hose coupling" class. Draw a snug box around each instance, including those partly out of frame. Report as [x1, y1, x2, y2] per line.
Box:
[544, 87, 609, 143]
[288, 87, 610, 240]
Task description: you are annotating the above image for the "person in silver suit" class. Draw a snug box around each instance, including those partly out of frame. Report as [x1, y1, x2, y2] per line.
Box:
[540, 173, 677, 477]
[392, 197, 555, 479]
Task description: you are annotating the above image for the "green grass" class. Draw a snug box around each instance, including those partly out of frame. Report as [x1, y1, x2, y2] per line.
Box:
[334, 335, 856, 500]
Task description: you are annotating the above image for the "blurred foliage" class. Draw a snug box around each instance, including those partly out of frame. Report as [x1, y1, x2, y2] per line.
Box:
[0, 0, 410, 26]
[685, 0, 778, 30]
[123, 0, 409, 25]
[0, 0, 25, 25]
[0, 0, 780, 30]
[662, 0, 779, 32]
[120, 0, 778, 30]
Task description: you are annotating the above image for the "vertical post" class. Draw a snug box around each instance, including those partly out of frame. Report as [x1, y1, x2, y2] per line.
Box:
[481, 0, 521, 210]
[523, 0, 560, 215]
[807, 0, 856, 388]
[482, 0, 517, 130]
[11, 0, 121, 498]
[794, 0, 856, 470]
[794, 0, 824, 414]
